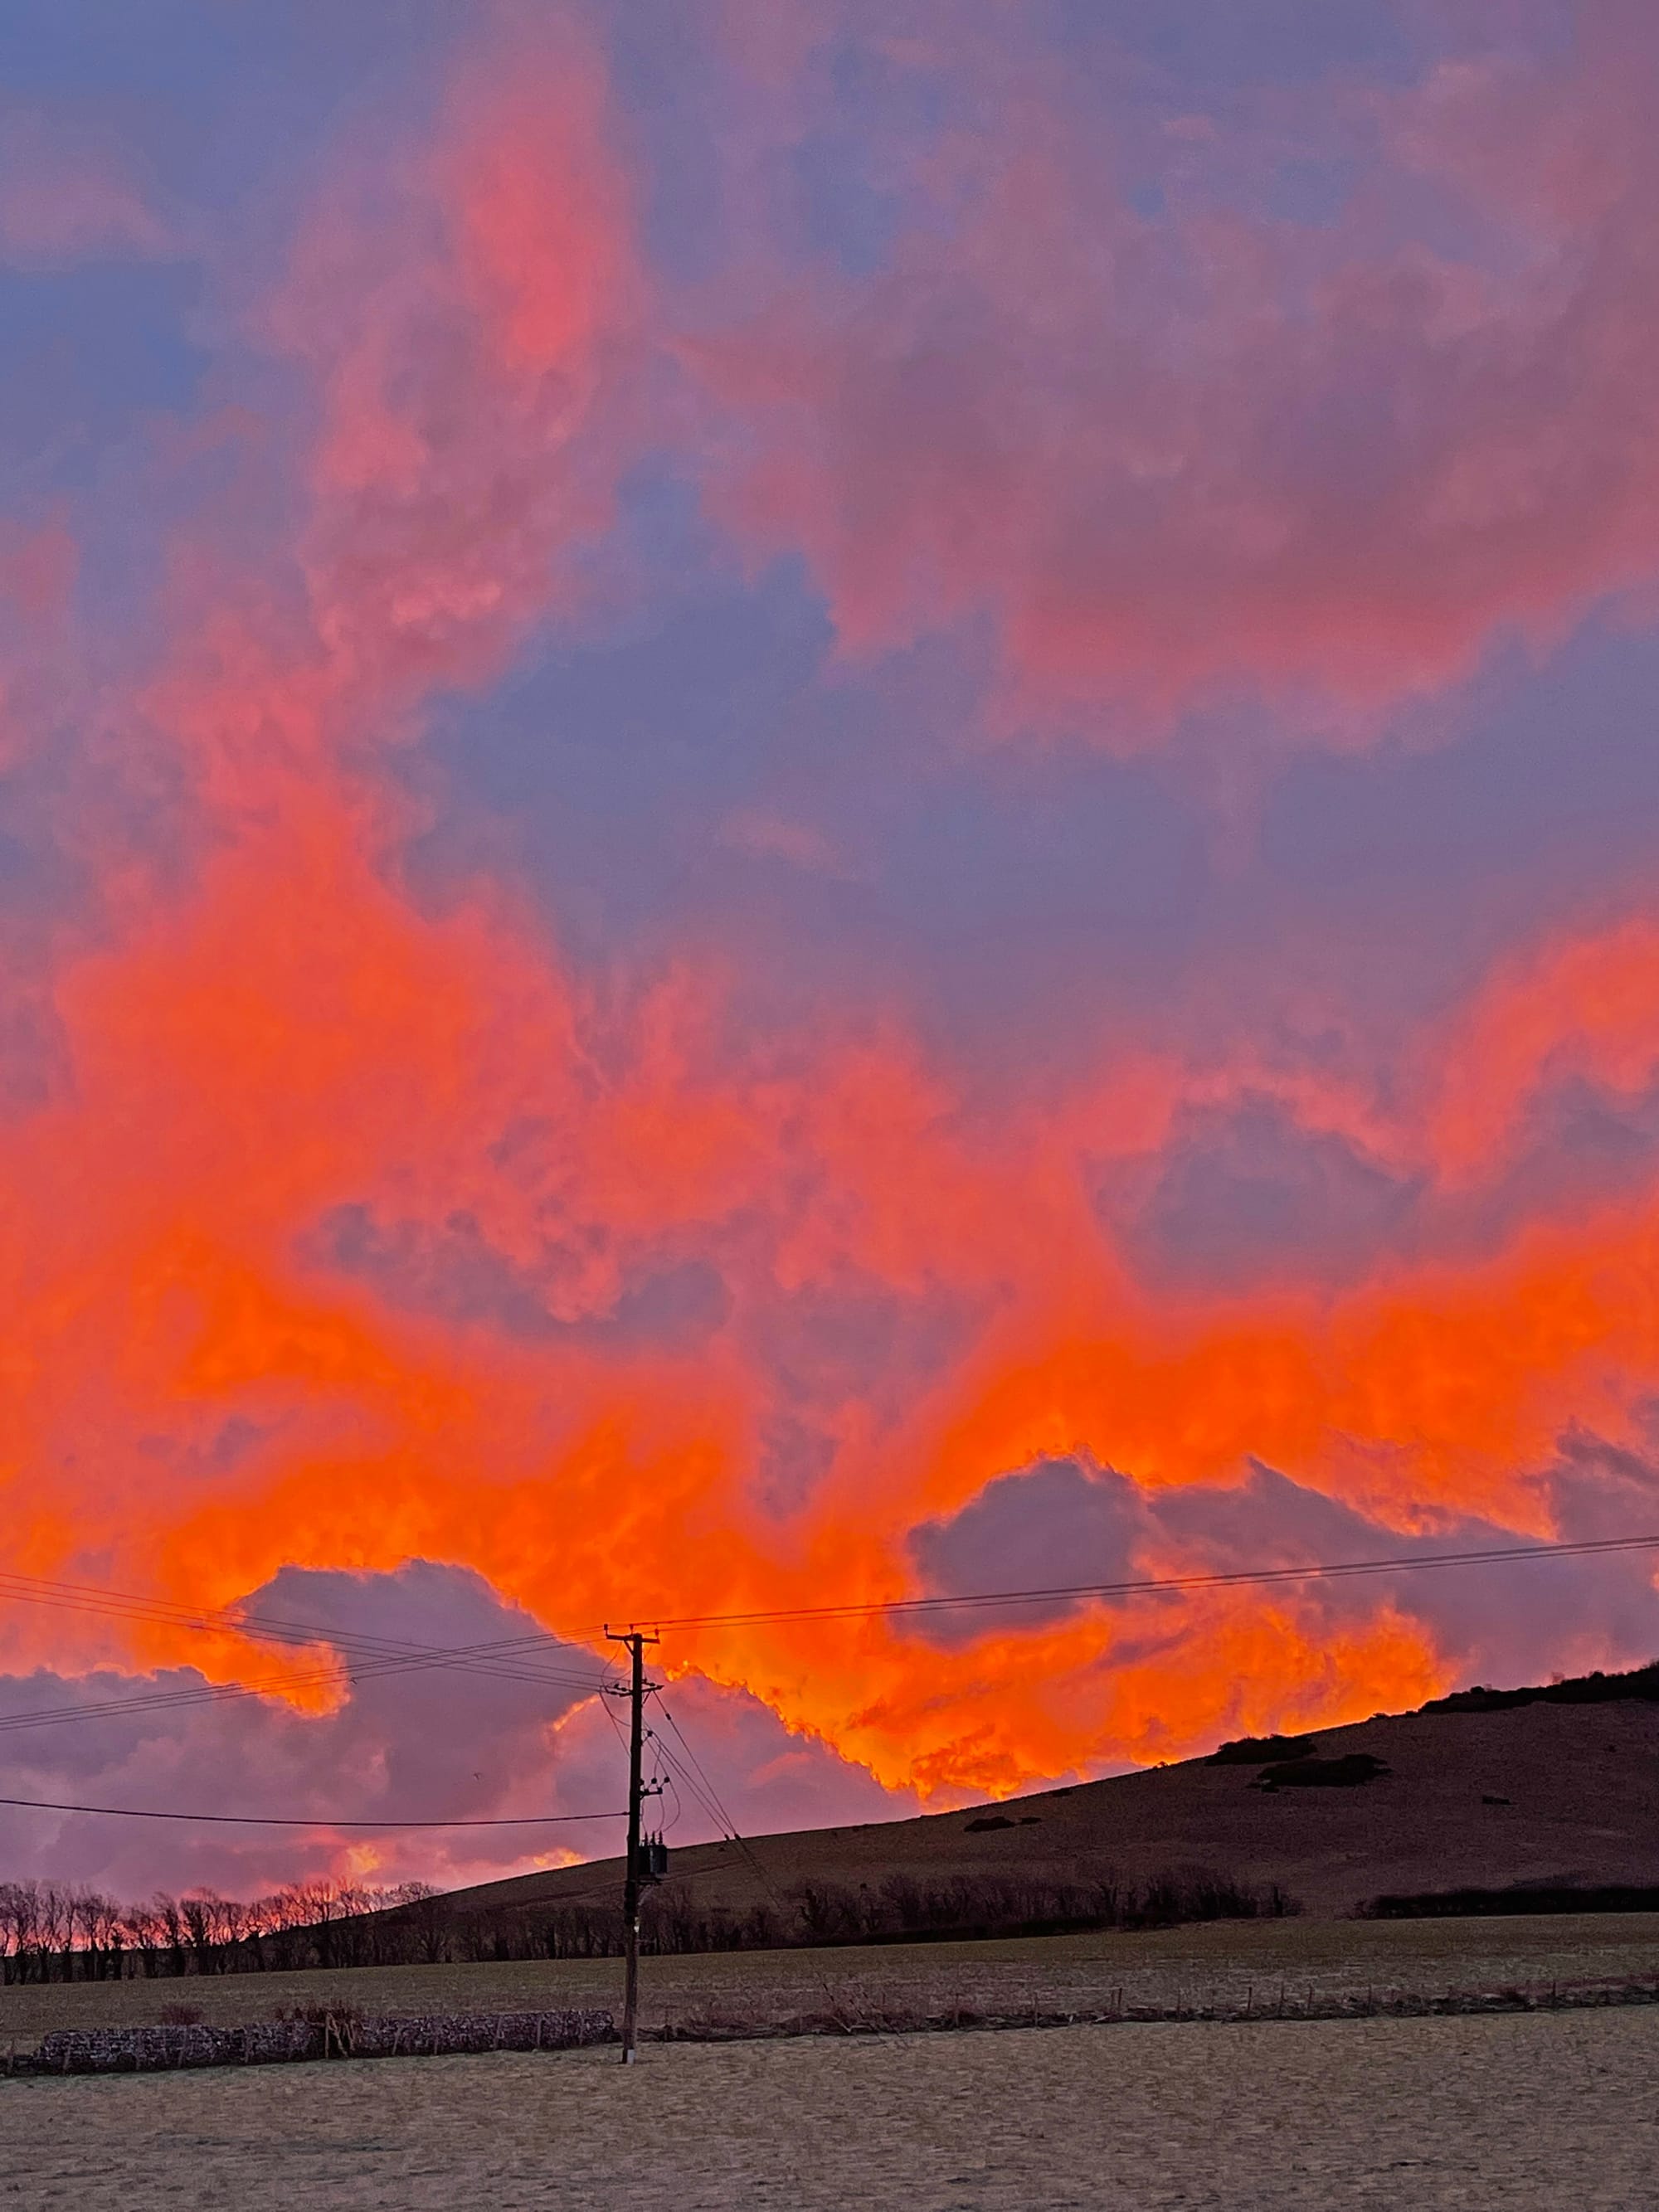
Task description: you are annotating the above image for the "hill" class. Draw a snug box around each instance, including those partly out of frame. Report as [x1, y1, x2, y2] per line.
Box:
[440, 1665, 1659, 1934]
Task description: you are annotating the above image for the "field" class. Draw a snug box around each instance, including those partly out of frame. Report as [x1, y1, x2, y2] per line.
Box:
[12, 1918, 1659, 2205]
[10, 2007, 1659, 2209]
[8, 1911, 1659, 2048]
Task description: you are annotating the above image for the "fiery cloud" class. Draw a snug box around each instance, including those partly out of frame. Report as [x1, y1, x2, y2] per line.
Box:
[3, 1, 1659, 1889]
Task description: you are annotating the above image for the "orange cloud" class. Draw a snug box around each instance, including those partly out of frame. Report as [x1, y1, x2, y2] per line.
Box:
[9, 7, 1659, 1832]
[1432, 920, 1659, 1180]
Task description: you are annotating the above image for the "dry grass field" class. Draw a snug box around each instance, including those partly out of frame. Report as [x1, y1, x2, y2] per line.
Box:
[7, 1910, 1659, 2050]
[9, 2007, 1659, 2210]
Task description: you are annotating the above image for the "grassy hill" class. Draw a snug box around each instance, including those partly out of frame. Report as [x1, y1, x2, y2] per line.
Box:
[440, 1665, 1659, 1934]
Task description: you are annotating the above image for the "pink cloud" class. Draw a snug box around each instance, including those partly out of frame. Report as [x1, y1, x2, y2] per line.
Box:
[687, 7, 1659, 737]
[720, 807, 849, 873]
[0, 111, 170, 267]
[0, 516, 75, 622]
[260, 22, 640, 730]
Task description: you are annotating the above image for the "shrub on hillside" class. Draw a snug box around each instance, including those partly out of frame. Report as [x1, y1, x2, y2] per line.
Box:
[1254, 1753, 1389, 1789]
[1420, 1662, 1659, 1715]
[1359, 1882, 1659, 1919]
[1209, 1733, 1318, 1765]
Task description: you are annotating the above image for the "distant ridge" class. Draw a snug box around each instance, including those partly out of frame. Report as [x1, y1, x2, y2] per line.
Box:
[1418, 1660, 1659, 1714]
[435, 1672, 1659, 1933]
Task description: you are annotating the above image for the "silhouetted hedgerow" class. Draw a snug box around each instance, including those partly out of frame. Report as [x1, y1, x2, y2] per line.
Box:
[0, 1859, 1303, 1981]
[1420, 1663, 1659, 1714]
[1359, 1882, 1659, 1918]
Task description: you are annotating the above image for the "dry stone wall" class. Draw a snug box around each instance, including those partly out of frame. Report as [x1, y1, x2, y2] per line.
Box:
[17, 2008, 613, 2073]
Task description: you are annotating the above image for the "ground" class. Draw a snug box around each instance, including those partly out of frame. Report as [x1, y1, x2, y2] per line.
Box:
[9, 2008, 1659, 2210]
[6, 1911, 1659, 2046]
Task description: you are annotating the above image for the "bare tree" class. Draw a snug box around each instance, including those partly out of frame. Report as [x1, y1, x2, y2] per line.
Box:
[71, 1891, 124, 1981]
[0, 1882, 39, 1985]
[392, 1882, 450, 1964]
[148, 1894, 189, 1977]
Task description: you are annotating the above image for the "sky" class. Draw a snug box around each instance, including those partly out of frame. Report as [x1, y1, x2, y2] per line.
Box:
[5, 0, 1659, 1901]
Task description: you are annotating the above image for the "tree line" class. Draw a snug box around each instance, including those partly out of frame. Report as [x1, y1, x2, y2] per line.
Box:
[1, 1863, 1296, 1983]
[0, 1879, 445, 1984]
[446, 1866, 1298, 1964]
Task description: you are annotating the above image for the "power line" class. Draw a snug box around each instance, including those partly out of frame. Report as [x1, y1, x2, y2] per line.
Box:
[649, 1694, 737, 1839]
[0, 1566, 620, 1687]
[640, 1694, 902, 2047]
[0, 1568, 617, 1737]
[646, 1730, 727, 1840]
[4, 1529, 1658, 1747]
[11, 1532, 1659, 1684]
[0, 1656, 613, 1741]
[589, 1530, 1659, 1636]
[0, 1653, 567, 1738]
[0, 1648, 614, 1738]
[0, 1791, 629, 1830]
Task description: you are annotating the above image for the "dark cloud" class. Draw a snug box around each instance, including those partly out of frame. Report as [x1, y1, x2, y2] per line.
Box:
[908, 1459, 1148, 1632]
[1102, 1095, 1422, 1296]
[747, 1273, 970, 1422]
[547, 1670, 921, 1849]
[1457, 1076, 1659, 1254]
[0, 1562, 917, 1896]
[909, 1447, 1659, 1685]
[312, 1204, 731, 1352]
[742, 1271, 978, 1515]
[1100, 1070, 1659, 1300]
[752, 1412, 839, 1519]
[0, 1563, 611, 1898]
[404, 478, 1214, 1084]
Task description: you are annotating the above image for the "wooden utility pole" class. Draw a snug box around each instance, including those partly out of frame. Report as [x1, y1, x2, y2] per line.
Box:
[606, 1626, 659, 2064]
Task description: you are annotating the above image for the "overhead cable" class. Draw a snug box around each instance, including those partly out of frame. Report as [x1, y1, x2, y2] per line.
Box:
[0, 1791, 628, 1829]
[589, 1530, 1659, 1636]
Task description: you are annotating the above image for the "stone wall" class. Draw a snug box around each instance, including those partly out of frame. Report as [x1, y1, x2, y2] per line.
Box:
[17, 2008, 614, 2073]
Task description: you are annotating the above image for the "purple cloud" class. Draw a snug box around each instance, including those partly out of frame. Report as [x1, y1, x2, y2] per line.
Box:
[910, 1447, 1659, 1691]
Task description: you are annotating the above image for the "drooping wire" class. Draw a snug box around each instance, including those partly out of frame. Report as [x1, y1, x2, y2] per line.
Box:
[8, 1529, 1659, 1715]
[642, 1693, 899, 2044]
[0, 1791, 628, 1830]
[645, 1728, 730, 1840]
[647, 1694, 737, 1838]
[0, 1567, 620, 1737]
[565, 1529, 1659, 1640]
[0, 1648, 618, 1738]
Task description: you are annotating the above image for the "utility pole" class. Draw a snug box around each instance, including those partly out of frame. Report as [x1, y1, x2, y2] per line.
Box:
[606, 1626, 659, 2064]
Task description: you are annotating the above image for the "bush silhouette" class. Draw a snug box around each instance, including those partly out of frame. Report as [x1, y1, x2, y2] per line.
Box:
[1255, 1752, 1389, 1788]
[1360, 1882, 1659, 1918]
[1209, 1733, 1318, 1765]
[1420, 1661, 1659, 1715]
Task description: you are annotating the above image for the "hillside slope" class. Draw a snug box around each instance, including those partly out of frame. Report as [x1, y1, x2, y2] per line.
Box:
[445, 1681, 1659, 1927]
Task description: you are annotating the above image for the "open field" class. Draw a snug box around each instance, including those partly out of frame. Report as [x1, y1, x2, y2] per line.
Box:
[10, 2007, 1659, 2210]
[9, 1911, 1659, 2051]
